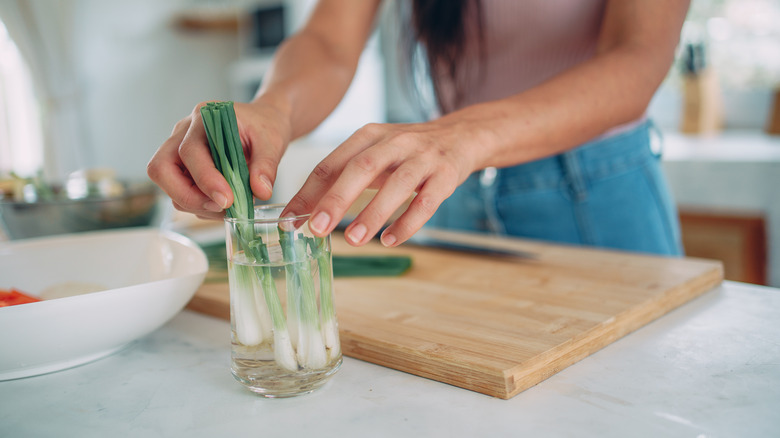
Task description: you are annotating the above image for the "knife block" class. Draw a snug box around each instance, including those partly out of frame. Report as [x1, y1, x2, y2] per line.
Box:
[767, 88, 780, 135]
[680, 69, 723, 135]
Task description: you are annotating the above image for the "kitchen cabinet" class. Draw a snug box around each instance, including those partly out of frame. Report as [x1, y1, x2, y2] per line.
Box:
[662, 130, 780, 287]
[679, 208, 767, 284]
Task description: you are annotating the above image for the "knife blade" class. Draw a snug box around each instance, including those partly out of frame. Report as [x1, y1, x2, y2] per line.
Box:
[336, 218, 537, 259]
[404, 229, 537, 259]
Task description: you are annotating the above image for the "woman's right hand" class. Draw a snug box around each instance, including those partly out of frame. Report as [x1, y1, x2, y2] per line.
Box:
[148, 0, 381, 220]
[147, 100, 291, 220]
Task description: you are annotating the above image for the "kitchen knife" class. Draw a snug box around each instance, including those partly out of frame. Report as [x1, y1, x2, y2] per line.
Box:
[404, 228, 537, 259]
[336, 219, 536, 259]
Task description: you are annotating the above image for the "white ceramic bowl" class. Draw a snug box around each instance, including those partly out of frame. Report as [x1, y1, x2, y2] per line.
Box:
[0, 228, 208, 380]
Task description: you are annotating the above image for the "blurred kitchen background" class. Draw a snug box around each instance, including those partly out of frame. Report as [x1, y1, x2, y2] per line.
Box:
[1, 0, 779, 286]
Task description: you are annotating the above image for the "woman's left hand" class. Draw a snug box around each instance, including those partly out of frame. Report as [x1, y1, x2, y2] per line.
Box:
[282, 118, 486, 247]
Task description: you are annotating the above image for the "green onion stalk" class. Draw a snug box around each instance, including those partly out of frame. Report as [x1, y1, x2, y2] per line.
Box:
[247, 238, 297, 372]
[201, 101, 338, 372]
[279, 230, 327, 369]
[227, 262, 271, 346]
[201, 102, 297, 371]
[308, 235, 340, 361]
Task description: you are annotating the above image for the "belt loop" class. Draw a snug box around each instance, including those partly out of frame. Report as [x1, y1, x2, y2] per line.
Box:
[647, 119, 664, 158]
[479, 167, 506, 234]
[559, 151, 588, 202]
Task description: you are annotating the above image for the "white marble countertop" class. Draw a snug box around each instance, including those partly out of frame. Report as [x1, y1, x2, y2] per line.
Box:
[2, 281, 778, 438]
[662, 130, 780, 163]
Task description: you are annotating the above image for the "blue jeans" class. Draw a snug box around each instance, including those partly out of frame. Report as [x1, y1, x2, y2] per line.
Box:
[428, 120, 683, 256]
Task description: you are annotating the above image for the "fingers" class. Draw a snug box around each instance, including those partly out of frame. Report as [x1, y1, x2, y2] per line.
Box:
[282, 124, 386, 226]
[171, 200, 224, 221]
[285, 122, 468, 246]
[147, 117, 225, 217]
[235, 103, 287, 201]
[150, 100, 296, 221]
[378, 173, 455, 247]
[287, 155, 384, 238]
[148, 105, 233, 217]
[244, 125, 281, 202]
[178, 105, 233, 211]
[343, 160, 426, 246]
[317, 149, 402, 231]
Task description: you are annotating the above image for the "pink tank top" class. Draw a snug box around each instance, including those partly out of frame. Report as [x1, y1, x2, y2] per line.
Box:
[434, 0, 644, 138]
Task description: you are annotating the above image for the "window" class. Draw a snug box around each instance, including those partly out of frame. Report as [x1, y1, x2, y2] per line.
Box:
[686, 0, 780, 88]
[0, 18, 43, 177]
[651, 0, 780, 130]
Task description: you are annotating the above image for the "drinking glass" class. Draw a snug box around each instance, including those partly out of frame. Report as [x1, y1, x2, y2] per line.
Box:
[225, 204, 341, 397]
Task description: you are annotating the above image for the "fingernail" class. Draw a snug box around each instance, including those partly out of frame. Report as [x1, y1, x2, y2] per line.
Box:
[279, 211, 297, 231]
[310, 212, 330, 234]
[381, 232, 397, 247]
[203, 200, 222, 213]
[260, 175, 273, 194]
[347, 223, 367, 244]
[212, 192, 229, 209]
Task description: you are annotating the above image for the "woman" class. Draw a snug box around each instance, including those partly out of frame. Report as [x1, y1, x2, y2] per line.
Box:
[148, 0, 689, 255]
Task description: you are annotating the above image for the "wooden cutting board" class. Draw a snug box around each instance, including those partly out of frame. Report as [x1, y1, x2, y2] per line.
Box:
[188, 229, 723, 399]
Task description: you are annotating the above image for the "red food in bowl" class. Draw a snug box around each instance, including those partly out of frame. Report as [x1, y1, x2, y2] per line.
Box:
[0, 288, 41, 307]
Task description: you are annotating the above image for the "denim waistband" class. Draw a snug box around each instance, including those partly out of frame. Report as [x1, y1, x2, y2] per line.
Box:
[494, 120, 657, 192]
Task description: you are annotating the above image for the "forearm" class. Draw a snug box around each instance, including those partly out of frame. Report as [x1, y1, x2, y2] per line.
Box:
[251, 0, 382, 141]
[449, 0, 688, 172]
[455, 45, 673, 171]
[252, 31, 356, 140]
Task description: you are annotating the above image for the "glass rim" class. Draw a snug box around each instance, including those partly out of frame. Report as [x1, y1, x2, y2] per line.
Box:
[223, 203, 310, 225]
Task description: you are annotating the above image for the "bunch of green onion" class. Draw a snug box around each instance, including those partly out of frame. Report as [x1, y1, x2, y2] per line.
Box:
[201, 101, 339, 371]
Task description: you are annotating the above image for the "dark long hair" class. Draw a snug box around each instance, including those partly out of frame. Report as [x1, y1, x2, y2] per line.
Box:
[407, 0, 484, 114]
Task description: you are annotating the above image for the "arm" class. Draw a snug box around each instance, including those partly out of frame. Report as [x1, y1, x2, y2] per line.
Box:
[283, 0, 690, 246]
[147, 0, 381, 219]
[253, 0, 382, 140]
[462, 0, 691, 170]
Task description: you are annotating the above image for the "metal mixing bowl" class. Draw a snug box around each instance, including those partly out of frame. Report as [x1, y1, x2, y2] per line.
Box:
[0, 180, 162, 240]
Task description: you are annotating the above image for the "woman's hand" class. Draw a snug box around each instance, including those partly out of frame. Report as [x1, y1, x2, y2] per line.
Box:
[281, 0, 689, 246]
[282, 117, 486, 247]
[147, 100, 291, 220]
[148, 0, 382, 221]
